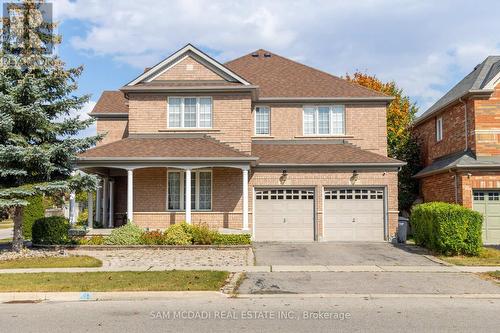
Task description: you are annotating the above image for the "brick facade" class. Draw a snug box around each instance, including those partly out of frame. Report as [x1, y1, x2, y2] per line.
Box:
[254, 103, 388, 156]
[415, 83, 500, 207]
[96, 118, 129, 146]
[121, 167, 399, 239]
[153, 56, 224, 81]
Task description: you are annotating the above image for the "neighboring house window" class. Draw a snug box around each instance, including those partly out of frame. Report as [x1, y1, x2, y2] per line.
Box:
[168, 97, 212, 128]
[255, 106, 270, 135]
[167, 170, 212, 210]
[303, 105, 345, 135]
[436, 117, 443, 142]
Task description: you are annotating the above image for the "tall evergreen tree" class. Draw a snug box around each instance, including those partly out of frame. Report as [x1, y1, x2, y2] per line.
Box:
[0, 1, 100, 251]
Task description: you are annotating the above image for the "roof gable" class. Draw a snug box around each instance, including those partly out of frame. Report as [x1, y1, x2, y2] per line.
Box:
[151, 55, 225, 81]
[225, 49, 390, 99]
[127, 44, 251, 86]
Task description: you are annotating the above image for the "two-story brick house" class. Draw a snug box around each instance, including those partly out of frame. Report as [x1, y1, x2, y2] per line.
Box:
[77, 44, 404, 242]
[413, 56, 500, 244]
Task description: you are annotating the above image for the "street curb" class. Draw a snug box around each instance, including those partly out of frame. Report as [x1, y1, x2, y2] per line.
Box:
[0, 266, 271, 274]
[0, 291, 224, 303]
[235, 293, 500, 299]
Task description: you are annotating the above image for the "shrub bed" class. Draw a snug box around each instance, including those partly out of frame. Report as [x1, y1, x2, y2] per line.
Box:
[410, 202, 482, 256]
[72, 222, 251, 246]
[22, 195, 45, 240]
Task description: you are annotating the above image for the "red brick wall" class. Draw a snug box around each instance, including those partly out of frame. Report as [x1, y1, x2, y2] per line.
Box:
[413, 100, 474, 166]
[420, 172, 459, 204]
[474, 84, 500, 156]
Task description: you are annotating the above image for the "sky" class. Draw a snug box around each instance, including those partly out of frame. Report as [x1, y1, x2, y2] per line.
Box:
[50, 0, 500, 136]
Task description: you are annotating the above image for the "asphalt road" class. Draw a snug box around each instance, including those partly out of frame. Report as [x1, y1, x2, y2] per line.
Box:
[0, 295, 499, 332]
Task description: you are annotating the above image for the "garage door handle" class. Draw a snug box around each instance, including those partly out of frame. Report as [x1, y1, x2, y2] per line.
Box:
[352, 218, 356, 223]
[283, 218, 286, 223]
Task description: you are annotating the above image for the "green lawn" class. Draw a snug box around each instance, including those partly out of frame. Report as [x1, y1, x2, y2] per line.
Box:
[0, 255, 102, 269]
[439, 247, 500, 266]
[0, 270, 229, 292]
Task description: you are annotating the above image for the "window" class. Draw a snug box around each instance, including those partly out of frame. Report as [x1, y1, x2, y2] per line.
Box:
[167, 170, 212, 210]
[255, 106, 270, 135]
[436, 117, 443, 141]
[303, 105, 345, 135]
[168, 97, 212, 128]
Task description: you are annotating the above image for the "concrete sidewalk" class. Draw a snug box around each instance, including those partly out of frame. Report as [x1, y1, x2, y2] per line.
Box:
[0, 264, 497, 274]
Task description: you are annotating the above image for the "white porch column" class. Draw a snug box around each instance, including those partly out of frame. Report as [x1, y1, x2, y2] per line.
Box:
[69, 191, 76, 225]
[242, 168, 249, 231]
[95, 182, 102, 223]
[87, 191, 93, 229]
[108, 179, 114, 228]
[185, 168, 192, 224]
[127, 169, 134, 222]
[102, 178, 109, 227]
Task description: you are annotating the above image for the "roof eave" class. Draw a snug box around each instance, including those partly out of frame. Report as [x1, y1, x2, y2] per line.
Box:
[413, 163, 500, 178]
[414, 89, 494, 126]
[77, 156, 258, 162]
[120, 85, 259, 93]
[256, 96, 394, 103]
[256, 162, 406, 168]
[89, 113, 129, 119]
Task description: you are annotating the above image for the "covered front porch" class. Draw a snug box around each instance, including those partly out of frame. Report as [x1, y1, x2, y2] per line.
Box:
[76, 134, 257, 232]
[79, 165, 252, 231]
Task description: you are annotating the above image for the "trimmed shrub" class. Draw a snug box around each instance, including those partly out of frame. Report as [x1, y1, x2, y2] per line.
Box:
[213, 233, 251, 245]
[140, 230, 165, 245]
[32, 216, 70, 245]
[104, 222, 144, 245]
[163, 223, 193, 245]
[77, 235, 105, 245]
[23, 195, 45, 240]
[191, 223, 217, 245]
[410, 202, 482, 256]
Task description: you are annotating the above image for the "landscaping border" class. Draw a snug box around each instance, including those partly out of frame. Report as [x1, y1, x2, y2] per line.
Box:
[32, 244, 252, 251]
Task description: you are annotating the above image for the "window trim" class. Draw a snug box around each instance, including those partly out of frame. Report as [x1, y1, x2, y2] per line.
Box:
[254, 106, 271, 136]
[166, 169, 213, 211]
[167, 96, 213, 129]
[436, 116, 443, 142]
[302, 105, 345, 136]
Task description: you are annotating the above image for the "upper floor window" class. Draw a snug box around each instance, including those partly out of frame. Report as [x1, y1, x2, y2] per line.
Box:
[255, 106, 270, 135]
[168, 97, 212, 128]
[303, 105, 345, 135]
[436, 117, 443, 142]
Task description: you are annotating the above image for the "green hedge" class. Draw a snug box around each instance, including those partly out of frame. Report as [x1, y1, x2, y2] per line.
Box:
[410, 202, 482, 255]
[213, 233, 251, 245]
[22, 195, 45, 240]
[32, 216, 70, 245]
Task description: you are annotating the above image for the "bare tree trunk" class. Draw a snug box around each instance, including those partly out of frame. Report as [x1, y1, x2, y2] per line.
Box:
[11, 206, 24, 252]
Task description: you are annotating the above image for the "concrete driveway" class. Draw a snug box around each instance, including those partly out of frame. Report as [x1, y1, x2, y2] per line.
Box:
[253, 242, 439, 266]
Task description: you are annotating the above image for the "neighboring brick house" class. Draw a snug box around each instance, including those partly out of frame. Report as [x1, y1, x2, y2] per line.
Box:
[413, 56, 500, 244]
[77, 44, 404, 242]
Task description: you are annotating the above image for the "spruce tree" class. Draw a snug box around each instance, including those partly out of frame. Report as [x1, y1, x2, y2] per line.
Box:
[0, 1, 100, 251]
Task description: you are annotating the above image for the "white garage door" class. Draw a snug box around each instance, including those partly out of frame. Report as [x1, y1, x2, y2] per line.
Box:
[473, 190, 500, 244]
[254, 188, 315, 242]
[323, 188, 385, 241]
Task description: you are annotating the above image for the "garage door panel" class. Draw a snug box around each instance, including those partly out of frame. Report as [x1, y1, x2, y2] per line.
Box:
[473, 190, 500, 244]
[255, 188, 314, 242]
[324, 188, 384, 242]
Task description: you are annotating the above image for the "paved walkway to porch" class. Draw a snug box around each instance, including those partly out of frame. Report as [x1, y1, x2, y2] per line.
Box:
[71, 248, 254, 268]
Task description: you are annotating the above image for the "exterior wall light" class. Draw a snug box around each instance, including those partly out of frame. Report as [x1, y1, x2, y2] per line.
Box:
[279, 169, 288, 185]
[350, 170, 359, 185]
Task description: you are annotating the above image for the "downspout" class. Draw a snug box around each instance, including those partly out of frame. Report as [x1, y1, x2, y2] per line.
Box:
[459, 97, 468, 151]
[453, 170, 459, 204]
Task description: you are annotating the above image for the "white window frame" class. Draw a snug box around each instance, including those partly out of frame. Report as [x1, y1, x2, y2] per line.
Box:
[167, 96, 213, 129]
[166, 169, 213, 211]
[254, 106, 271, 136]
[302, 105, 345, 136]
[436, 116, 443, 142]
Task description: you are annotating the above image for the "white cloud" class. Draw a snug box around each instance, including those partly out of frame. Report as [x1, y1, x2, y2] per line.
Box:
[53, 0, 500, 113]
